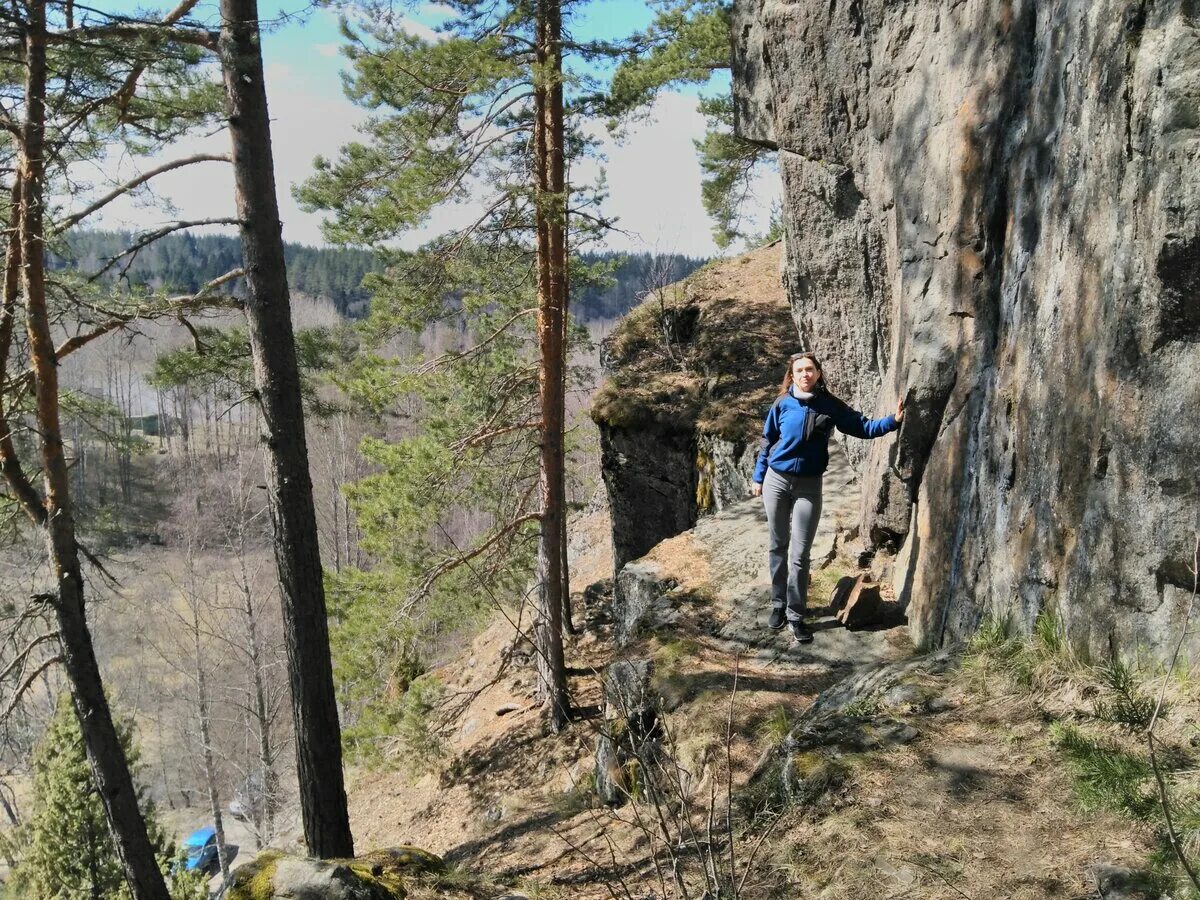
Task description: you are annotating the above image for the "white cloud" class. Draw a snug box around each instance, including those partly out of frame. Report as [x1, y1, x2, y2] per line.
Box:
[395, 16, 441, 42]
[581, 92, 780, 258]
[77, 83, 778, 262]
[314, 43, 341, 58]
[81, 66, 366, 247]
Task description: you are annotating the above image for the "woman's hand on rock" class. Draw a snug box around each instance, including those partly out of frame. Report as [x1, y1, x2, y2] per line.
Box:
[751, 482, 762, 498]
[895, 396, 906, 423]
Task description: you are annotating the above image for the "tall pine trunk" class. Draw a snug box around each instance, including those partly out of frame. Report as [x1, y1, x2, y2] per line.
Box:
[218, 0, 354, 858]
[534, 0, 570, 731]
[17, 4, 170, 898]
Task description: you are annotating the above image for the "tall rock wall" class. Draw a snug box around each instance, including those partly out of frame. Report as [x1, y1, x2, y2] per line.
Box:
[733, 0, 1200, 658]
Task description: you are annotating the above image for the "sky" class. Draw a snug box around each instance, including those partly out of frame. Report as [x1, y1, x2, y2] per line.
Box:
[84, 1, 779, 259]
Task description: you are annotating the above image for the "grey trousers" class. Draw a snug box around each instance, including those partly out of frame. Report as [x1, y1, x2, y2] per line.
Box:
[761, 467, 823, 622]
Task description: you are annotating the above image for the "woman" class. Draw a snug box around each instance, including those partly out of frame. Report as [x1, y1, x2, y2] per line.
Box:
[751, 352, 904, 644]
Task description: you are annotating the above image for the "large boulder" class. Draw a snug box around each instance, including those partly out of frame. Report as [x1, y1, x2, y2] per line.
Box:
[592, 244, 797, 581]
[226, 847, 444, 900]
[733, 0, 1200, 661]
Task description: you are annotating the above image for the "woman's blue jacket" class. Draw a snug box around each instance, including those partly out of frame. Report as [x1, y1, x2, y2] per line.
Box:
[752, 389, 898, 483]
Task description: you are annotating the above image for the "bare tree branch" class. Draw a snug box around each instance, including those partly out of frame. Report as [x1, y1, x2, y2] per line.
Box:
[0, 656, 62, 722]
[88, 218, 241, 282]
[1147, 534, 1200, 892]
[54, 153, 231, 234]
[0, 631, 58, 684]
[52, 267, 245, 363]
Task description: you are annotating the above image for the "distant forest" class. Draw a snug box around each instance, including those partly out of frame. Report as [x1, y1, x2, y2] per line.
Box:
[56, 230, 708, 322]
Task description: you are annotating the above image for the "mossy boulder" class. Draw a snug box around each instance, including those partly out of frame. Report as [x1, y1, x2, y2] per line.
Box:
[227, 846, 445, 900]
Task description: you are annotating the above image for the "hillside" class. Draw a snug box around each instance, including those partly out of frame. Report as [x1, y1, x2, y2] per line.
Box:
[334, 244, 1184, 899]
[55, 230, 707, 322]
[342, 469, 1175, 899]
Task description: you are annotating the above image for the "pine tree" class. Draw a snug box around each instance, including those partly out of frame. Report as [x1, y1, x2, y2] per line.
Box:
[218, 0, 355, 856]
[12, 697, 206, 900]
[0, 4, 226, 898]
[603, 0, 772, 248]
[296, 0, 637, 731]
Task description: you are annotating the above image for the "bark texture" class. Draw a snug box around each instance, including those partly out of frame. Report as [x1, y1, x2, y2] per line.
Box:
[733, 0, 1200, 658]
[16, 5, 170, 898]
[219, 0, 353, 857]
[533, 0, 570, 730]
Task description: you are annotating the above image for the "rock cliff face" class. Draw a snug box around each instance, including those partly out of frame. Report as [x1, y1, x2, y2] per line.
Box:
[733, 0, 1200, 658]
[592, 244, 796, 576]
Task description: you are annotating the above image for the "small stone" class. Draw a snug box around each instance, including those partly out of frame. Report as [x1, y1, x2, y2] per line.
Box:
[879, 683, 925, 709]
[875, 722, 919, 746]
[1086, 864, 1156, 899]
[560, 760, 588, 792]
[462, 718, 480, 738]
[495, 703, 521, 716]
[484, 805, 503, 823]
[926, 696, 955, 713]
[467, 656, 476, 668]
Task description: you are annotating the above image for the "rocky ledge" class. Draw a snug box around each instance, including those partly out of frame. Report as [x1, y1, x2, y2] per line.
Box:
[591, 243, 796, 578]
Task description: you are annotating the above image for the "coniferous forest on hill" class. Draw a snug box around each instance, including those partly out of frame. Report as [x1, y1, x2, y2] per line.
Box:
[57, 230, 708, 321]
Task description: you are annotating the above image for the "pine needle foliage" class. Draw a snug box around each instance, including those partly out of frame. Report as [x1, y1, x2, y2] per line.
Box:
[604, 1, 773, 248]
[1094, 658, 1160, 732]
[294, 0, 641, 746]
[6, 697, 206, 900]
[1050, 722, 1158, 819]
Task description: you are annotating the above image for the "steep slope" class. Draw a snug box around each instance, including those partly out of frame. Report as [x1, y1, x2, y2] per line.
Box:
[733, 0, 1200, 659]
[343, 490, 1167, 899]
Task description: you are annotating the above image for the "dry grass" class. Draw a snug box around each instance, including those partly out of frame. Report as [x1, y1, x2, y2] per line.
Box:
[641, 531, 713, 593]
[343, 513, 1170, 900]
[591, 242, 794, 441]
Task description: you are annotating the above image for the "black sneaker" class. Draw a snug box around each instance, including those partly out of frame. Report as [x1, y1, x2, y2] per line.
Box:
[789, 620, 813, 644]
[768, 607, 786, 630]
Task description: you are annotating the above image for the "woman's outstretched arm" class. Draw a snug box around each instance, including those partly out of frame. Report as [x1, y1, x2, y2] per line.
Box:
[830, 395, 903, 439]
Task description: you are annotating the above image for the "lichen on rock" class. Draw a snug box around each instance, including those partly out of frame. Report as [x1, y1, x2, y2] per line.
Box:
[226, 846, 444, 900]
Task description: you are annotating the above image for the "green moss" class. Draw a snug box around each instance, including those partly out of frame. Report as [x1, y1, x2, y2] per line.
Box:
[226, 851, 282, 900]
[696, 447, 714, 511]
[226, 847, 443, 900]
[625, 757, 643, 802]
[353, 846, 445, 878]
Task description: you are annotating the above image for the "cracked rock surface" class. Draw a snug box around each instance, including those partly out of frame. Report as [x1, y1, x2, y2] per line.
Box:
[733, 0, 1200, 660]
